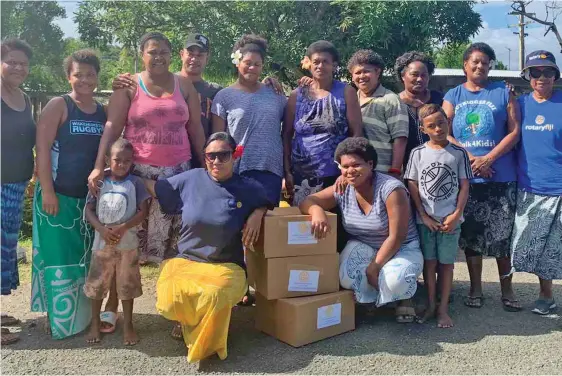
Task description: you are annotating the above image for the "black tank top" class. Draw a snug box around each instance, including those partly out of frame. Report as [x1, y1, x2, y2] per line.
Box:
[52, 95, 106, 198]
[1, 93, 36, 183]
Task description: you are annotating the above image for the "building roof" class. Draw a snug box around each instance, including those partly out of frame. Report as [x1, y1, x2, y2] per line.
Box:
[433, 68, 522, 78]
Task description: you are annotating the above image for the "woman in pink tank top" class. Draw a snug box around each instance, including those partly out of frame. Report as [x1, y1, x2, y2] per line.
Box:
[89, 32, 206, 268]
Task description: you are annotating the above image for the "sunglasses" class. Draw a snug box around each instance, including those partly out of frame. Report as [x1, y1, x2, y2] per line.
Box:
[529, 67, 557, 79]
[205, 151, 232, 163]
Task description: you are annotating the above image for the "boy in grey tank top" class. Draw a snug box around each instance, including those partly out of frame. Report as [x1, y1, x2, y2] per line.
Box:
[83, 139, 150, 345]
[404, 104, 472, 329]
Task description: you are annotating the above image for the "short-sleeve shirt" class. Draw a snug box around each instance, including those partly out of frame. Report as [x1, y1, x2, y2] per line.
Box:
[211, 86, 287, 177]
[192, 80, 223, 140]
[335, 172, 418, 250]
[444, 81, 516, 183]
[360, 85, 409, 172]
[517, 90, 562, 196]
[403, 90, 443, 170]
[89, 174, 150, 251]
[154, 168, 272, 268]
[404, 142, 473, 223]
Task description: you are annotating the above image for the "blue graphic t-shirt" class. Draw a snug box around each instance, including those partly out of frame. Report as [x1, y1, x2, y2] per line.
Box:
[517, 90, 562, 196]
[444, 81, 516, 183]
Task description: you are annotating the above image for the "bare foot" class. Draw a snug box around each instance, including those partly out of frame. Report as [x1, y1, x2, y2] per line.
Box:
[437, 311, 454, 328]
[86, 320, 101, 344]
[416, 304, 436, 324]
[123, 322, 139, 346]
[170, 322, 183, 340]
[43, 317, 52, 335]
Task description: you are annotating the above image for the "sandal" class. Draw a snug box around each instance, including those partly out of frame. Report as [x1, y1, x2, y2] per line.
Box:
[464, 295, 483, 308]
[1, 327, 20, 345]
[99, 311, 118, 333]
[171, 322, 183, 341]
[395, 306, 416, 323]
[501, 297, 523, 312]
[531, 299, 556, 315]
[237, 290, 255, 307]
[1, 314, 20, 326]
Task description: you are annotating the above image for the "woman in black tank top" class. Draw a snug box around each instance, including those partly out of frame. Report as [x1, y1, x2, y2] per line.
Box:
[32, 49, 107, 339]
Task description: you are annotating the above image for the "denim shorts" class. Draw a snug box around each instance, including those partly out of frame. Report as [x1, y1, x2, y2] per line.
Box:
[417, 224, 461, 265]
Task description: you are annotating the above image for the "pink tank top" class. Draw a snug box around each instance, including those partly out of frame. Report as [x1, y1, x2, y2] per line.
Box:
[124, 74, 191, 166]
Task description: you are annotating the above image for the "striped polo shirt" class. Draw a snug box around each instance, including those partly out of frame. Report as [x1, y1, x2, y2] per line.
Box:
[335, 172, 419, 250]
[360, 85, 409, 172]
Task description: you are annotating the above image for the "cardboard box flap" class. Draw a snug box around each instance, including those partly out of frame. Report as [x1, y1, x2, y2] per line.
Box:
[282, 290, 351, 306]
[265, 206, 336, 219]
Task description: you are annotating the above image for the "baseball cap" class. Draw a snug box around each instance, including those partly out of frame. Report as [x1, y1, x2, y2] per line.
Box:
[520, 50, 560, 81]
[185, 33, 210, 52]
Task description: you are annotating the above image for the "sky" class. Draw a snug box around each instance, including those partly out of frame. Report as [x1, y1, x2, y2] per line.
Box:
[55, 0, 561, 71]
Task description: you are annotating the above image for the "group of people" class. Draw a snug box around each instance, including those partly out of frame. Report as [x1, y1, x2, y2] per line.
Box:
[1, 30, 560, 364]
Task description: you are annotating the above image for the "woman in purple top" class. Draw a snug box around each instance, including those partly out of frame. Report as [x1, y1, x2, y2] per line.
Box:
[283, 40, 363, 206]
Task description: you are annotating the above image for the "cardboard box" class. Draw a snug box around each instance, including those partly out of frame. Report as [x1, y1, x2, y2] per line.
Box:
[253, 207, 337, 258]
[247, 251, 340, 300]
[255, 290, 355, 347]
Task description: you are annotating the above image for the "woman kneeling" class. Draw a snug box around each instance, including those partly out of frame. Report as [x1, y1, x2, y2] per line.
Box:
[299, 137, 423, 322]
[145, 132, 271, 362]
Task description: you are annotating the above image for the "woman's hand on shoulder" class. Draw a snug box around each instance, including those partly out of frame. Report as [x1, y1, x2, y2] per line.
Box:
[262, 76, 284, 95]
[112, 73, 136, 91]
[334, 175, 348, 195]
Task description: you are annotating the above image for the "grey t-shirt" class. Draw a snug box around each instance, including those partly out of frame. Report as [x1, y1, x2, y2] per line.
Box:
[211, 86, 287, 177]
[404, 142, 473, 223]
[89, 174, 150, 251]
[335, 172, 419, 250]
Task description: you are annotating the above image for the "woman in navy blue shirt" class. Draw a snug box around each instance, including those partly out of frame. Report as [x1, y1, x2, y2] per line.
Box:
[511, 51, 562, 315]
[145, 132, 271, 363]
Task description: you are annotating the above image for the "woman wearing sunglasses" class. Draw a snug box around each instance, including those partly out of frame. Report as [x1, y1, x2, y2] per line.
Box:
[144, 132, 272, 363]
[510, 50, 562, 315]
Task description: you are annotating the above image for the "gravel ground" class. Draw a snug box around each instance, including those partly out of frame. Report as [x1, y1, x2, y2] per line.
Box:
[2, 254, 561, 375]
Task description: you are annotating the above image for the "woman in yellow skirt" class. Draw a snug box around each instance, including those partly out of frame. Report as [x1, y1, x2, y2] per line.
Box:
[145, 132, 272, 362]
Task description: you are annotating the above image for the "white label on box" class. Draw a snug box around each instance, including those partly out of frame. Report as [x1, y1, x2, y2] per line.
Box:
[287, 270, 320, 292]
[317, 303, 342, 329]
[287, 221, 318, 245]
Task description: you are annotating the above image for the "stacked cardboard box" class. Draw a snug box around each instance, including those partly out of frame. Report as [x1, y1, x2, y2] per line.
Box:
[247, 207, 355, 347]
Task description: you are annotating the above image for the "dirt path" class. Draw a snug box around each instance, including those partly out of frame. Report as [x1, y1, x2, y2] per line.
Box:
[2, 256, 561, 375]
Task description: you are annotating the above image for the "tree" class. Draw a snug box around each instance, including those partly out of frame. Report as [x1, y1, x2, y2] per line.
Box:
[1, 1, 68, 91]
[434, 42, 509, 70]
[75, 1, 483, 87]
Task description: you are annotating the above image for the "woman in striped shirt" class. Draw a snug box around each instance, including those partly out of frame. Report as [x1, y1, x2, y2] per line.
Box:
[299, 137, 423, 323]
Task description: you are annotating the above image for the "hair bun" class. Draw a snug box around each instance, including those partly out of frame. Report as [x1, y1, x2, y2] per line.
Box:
[234, 34, 268, 54]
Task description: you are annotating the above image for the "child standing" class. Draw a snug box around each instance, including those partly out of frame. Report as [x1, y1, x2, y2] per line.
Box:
[84, 139, 150, 344]
[404, 104, 472, 328]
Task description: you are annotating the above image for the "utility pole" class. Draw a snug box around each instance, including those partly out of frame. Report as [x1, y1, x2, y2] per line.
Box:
[505, 47, 512, 70]
[508, 1, 536, 70]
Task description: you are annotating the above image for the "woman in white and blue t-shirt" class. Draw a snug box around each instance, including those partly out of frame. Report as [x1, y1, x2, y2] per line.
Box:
[511, 50, 562, 315]
[299, 138, 423, 324]
[442, 43, 522, 311]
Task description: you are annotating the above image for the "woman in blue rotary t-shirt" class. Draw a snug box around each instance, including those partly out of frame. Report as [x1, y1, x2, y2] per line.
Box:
[442, 43, 522, 312]
[510, 50, 562, 316]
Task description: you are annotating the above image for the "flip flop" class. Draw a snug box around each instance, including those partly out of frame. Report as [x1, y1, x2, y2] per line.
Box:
[395, 306, 416, 323]
[99, 312, 118, 333]
[501, 298, 523, 312]
[464, 295, 483, 308]
[237, 290, 255, 307]
[1, 314, 20, 326]
[1, 328, 20, 345]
